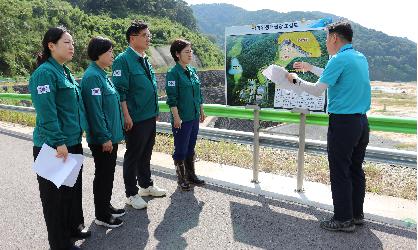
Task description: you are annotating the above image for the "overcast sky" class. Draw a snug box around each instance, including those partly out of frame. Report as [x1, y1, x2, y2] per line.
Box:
[185, 0, 417, 43]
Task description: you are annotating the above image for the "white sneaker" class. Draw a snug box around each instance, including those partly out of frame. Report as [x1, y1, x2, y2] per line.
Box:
[126, 194, 147, 209]
[139, 185, 167, 197]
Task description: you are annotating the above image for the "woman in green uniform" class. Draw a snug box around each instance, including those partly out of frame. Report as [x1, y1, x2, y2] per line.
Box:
[166, 39, 206, 191]
[81, 36, 125, 228]
[29, 26, 89, 250]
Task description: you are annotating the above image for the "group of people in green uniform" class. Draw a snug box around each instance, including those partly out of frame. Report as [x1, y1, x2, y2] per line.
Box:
[29, 20, 205, 250]
[29, 19, 371, 249]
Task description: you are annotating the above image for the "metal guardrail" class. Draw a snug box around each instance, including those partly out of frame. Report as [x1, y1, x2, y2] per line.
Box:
[156, 122, 417, 167]
[0, 104, 34, 113]
[1, 93, 416, 134]
[0, 103, 415, 167]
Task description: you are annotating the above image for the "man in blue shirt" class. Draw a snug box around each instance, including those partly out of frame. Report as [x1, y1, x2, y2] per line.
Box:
[287, 21, 371, 232]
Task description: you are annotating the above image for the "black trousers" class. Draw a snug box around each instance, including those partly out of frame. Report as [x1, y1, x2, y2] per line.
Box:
[89, 143, 118, 221]
[34, 144, 84, 250]
[327, 114, 369, 221]
[123, 117, 156, 197]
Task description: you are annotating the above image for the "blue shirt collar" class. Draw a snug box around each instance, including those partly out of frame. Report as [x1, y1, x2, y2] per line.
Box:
[338, 43, 353, 53]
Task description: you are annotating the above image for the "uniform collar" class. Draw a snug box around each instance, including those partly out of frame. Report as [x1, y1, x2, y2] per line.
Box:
[128, 46, 147, 59]
[175, 62, 191, 73]
[47, 56, 65, 71]
[338, 43, 353, 53]
[47, 57, 74, 81]
[90, 61, 107, 77]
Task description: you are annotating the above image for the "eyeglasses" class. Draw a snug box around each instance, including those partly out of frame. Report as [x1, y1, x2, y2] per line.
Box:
[131, 33, 152, 39]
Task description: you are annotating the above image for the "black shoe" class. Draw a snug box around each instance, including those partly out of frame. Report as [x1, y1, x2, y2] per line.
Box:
[353, 214, 365, 225]
[71, 228, 92, 239]
[320, 217, 355, 232]
[95, 216, 123, 229]
[109, 205, 126, 218]
[70, 245, 81, 250]
[185, 155, 205, 186]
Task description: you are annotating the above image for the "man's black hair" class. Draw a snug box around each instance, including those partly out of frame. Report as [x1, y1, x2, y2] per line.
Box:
[327, 21, 353, 42]
[125, 20, 148, 43]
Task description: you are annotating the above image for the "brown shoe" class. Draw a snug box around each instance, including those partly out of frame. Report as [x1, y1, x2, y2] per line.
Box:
[174, 160, 191, 191]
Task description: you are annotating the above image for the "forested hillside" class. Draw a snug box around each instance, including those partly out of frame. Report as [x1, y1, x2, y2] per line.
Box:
[0, 0, 222, 77]
[192, 4, 417, 82]
[66, 0, 197, 30]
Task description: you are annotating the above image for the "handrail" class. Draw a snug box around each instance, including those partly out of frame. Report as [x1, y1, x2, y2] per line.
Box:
[0, 93, 31, 101]
[0, 103, 415, 167]
[1, 93, 416, 134]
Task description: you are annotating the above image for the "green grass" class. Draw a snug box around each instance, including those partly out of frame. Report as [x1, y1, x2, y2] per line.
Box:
[0, 110, 36, 126]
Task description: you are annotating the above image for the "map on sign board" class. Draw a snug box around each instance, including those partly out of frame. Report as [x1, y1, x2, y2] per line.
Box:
[225, 18, 331, 112]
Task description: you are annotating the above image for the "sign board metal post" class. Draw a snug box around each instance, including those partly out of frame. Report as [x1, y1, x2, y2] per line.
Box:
[246, 105, 261, 183]
[292, 108, 310, 192]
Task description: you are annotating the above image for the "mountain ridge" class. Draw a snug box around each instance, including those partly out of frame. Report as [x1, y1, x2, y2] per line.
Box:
[191, 3, 417, 82]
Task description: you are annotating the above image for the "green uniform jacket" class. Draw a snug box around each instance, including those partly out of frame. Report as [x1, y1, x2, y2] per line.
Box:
[166, 63, 203, 123]
[81, 62, 124, 145]
[112, 47, 159, 123]
[29, 57, 88, 147]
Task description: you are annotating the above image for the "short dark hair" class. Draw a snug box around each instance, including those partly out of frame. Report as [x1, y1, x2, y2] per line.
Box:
[327, 21, 353, 42]
[87, 36, 113, 61]
[126, 20, 148, 43]
[170, 39, 192, 62]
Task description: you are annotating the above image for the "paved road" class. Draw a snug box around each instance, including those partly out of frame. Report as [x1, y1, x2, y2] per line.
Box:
[0, 132, 416, 249]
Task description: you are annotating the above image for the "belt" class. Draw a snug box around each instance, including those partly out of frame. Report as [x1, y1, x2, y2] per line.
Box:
[329, 113, 366, 117]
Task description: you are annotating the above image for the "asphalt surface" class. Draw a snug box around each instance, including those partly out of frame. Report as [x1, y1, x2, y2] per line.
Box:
[0, 132, 416, 250]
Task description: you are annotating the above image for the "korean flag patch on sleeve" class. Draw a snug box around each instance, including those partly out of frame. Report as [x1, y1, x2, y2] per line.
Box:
[167, 81, 176, 87]
[37, 85, 50, 94]
[113, 70, 121, 77]
[92, 88, 101, 96]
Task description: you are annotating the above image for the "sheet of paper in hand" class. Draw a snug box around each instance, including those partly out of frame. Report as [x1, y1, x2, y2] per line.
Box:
[33, 144, 84, 188]
[262, 65, 303, 95]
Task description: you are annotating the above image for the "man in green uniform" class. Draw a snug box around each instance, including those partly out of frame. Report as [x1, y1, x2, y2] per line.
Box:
[112, 20, 166, 210]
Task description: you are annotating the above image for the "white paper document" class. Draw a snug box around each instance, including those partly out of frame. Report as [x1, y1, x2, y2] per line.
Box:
[33, 143, 84, 188]
[262, 64, 288, 84]
[262, 64, 303, 95]
[262, 64, 326, 111]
